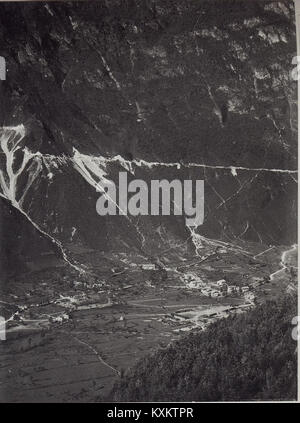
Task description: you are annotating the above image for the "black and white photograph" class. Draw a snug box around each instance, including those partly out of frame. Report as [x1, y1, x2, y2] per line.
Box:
[0, 0, 298, 404]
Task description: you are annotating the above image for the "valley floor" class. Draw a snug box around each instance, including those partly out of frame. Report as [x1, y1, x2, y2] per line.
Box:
[0, 240, 297, 402]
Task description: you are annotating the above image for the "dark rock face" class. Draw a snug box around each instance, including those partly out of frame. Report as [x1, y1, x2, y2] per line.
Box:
[0, 0, 297, 273]
[0, 197, 57, 280]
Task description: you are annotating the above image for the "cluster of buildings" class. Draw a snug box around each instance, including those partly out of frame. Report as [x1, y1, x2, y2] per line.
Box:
[49, 313, 69, 324]
[182, 274, 258, 302]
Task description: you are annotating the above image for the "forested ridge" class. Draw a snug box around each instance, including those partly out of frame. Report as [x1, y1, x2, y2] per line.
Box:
[110, 296, 297, 401]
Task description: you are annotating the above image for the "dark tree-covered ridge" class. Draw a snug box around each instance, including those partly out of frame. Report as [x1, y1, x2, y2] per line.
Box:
[110, 296, 297, 401]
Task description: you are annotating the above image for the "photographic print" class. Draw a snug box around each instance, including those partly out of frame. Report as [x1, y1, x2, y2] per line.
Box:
[0, 0, 298, 403]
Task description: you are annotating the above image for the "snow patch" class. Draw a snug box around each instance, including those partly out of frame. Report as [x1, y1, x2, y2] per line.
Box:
[231, 167, 237, 177]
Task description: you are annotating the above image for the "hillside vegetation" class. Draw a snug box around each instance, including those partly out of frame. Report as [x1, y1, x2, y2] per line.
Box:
[110, 296, 297, 401]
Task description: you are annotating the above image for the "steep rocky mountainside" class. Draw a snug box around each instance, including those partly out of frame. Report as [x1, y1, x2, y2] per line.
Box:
[0, 0, 297, 274]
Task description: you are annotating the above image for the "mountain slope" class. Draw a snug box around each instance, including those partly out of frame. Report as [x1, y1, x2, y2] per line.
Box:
[110, 295, 297, 401]
[0, 0, 297, 273]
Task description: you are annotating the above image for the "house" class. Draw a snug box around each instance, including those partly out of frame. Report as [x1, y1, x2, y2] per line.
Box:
[216, 279, 227, 287]
[241, 286, 250, 293]
[227, 285, 236, 294]
[183, 273, 193, 281]
[187, 279, 203, 289]
[112, 266, 124, 274]
[50, 316, 63, 324]
[245, 292, 256, 303]
[141, 263, 156, 270]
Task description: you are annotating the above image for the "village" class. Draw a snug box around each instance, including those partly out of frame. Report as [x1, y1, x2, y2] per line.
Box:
[139, 255, 264, 305]
[3, 238, 298, 343]
[181, 273, 260, 303]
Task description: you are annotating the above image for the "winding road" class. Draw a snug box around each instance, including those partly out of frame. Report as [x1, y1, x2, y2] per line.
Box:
[269, 244, 297, 281]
